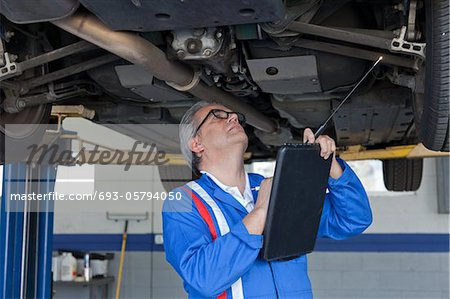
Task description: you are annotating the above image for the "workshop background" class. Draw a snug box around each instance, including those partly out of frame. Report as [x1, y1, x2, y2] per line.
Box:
[0, 119, 449, 299]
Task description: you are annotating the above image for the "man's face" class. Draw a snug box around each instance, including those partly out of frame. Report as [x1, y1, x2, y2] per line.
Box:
[192, 104, 248, 157]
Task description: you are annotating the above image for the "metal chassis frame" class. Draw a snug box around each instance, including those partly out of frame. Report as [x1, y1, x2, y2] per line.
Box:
[287, 21, 426, 60]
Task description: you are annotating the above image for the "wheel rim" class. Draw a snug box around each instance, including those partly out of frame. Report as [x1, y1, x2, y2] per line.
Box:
[0, 105, 51, 140]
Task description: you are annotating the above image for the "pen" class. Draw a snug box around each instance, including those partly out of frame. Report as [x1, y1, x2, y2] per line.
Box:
[306, 56, 383, 143]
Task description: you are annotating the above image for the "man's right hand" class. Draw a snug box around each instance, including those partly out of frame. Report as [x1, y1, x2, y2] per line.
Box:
[243, 177, 272, 235]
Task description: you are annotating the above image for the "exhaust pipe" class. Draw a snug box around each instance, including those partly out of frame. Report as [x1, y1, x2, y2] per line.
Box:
[52, 13, 278, 133]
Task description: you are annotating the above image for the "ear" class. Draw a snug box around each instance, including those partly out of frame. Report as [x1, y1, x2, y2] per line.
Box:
[190, 136, 204, 157]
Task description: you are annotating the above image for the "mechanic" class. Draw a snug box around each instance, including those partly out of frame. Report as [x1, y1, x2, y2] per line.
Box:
[162, 101, 372, 298]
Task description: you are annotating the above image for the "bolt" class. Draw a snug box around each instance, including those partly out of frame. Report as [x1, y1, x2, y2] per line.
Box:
[231, 64, 239, 73]
[266, 66, 278, 76]
[215, 31, 223, 39]
[186, 38, 203, 54]
[186, 38, 202, 54]
[176, 49, 186, 59]
[203, 49, 212, 56]
[187, 42, 197, 52]
[17, 99, 26, 109]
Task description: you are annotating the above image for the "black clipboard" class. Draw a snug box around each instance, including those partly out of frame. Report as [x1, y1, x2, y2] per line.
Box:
[261, 144, 332, 261]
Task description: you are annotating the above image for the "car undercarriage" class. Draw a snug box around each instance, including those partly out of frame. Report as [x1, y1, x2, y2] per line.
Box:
[0, 0, 449, 191]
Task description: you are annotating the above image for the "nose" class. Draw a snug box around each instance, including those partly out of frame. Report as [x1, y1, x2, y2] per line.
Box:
[228, 112, 239, 123]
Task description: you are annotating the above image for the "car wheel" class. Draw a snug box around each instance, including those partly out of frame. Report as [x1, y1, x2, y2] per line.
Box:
[158, 165, 200, 192]
[420, 0, 449, 152]
[382, 158, 423, 192]
[0, 105, 52, 164]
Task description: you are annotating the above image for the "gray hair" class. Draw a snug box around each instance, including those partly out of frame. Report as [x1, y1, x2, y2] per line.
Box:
[179, 101, 221, 171]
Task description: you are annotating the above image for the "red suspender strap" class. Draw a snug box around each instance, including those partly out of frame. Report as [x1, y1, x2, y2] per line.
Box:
[180, 186, 227, 299]
[181, 186, 218, 240]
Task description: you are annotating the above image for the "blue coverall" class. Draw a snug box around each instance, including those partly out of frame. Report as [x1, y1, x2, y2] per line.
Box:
[162, 158, 372, 298]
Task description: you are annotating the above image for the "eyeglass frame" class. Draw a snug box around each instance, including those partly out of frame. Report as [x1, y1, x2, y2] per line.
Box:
[194, 109, 246, 135]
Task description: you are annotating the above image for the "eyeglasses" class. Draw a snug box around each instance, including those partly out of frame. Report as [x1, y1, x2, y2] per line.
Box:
[194, 109, 246, 135]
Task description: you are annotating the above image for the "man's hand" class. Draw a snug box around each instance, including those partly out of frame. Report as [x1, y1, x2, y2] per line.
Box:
[303, 128, 343, 179]
[254, 177, 272, 212]
[243, 177, 272, 235]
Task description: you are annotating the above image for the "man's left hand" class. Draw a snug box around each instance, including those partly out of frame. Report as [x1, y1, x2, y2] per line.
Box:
[303, 128, 343, 179]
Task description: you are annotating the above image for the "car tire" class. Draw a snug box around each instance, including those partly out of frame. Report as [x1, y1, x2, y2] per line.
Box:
[382, 158, 423, 192]
[0, 105, 52, 164]
[420, 0, 449, 152]
[158, 165, 200, 192]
